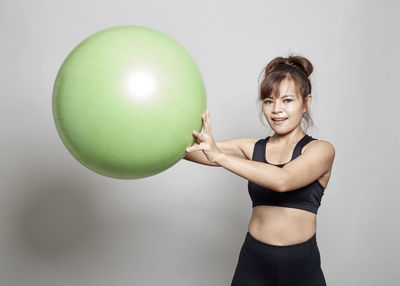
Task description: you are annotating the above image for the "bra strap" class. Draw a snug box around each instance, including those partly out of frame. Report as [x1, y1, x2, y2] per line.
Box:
[292, 135, 317, 159]
[252, 138, 266, 161]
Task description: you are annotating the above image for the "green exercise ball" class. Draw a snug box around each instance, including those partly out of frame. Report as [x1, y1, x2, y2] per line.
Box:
[52, 25, 206, 179]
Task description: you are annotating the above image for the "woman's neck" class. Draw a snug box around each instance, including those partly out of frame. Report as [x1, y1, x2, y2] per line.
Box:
[270, 128, 305, 145]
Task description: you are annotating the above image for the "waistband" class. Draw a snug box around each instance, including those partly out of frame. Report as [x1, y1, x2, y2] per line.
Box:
[246, 231, 317, 249]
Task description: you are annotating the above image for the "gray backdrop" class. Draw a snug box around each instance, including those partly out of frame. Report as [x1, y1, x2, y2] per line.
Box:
[1, 0, 399, 285]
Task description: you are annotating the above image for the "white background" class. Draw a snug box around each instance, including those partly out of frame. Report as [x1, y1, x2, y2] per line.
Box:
[1, 0, 399, 285]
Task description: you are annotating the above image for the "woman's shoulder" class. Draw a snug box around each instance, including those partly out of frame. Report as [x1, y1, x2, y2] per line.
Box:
[238, 137, 262, 160]
[304, 137, 335, 158]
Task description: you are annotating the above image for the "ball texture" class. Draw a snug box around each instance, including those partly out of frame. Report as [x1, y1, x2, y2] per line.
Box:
[52, 25, 206, 179]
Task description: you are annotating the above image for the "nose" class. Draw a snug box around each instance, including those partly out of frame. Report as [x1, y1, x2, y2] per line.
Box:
[272, 101, 282, 113]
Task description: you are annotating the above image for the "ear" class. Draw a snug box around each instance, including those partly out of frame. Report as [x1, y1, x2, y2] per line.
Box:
[304, 94, 312, 112]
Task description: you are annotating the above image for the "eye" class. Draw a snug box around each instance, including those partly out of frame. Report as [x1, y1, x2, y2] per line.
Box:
[284, 99, 292, 103]
[264, 99, 273, 104]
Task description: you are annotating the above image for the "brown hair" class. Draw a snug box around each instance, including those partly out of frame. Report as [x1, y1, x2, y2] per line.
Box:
[257, 53, 314, 131]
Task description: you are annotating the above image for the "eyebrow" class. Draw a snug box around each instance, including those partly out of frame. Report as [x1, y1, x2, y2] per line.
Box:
[266, 94, 296, 99]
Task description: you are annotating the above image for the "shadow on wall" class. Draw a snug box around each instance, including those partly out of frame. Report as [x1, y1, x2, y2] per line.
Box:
[7, 163, 248, 284]
[16, 178, 101, 258]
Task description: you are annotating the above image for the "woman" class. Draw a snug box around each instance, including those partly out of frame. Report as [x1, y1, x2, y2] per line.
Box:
[184, 54, 335, 286]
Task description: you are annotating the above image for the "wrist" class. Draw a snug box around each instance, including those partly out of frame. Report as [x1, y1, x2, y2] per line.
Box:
[213, 152, 227, 165]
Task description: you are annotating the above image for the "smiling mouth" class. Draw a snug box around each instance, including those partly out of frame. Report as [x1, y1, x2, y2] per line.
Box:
[272, 118, 288, 121]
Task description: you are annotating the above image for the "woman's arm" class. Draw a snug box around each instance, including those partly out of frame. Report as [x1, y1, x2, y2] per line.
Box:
[185, 110, 335, 192]
[183, 149, 219, 166]
[215, 140, 335, 192]
[183, 138, 256, 167]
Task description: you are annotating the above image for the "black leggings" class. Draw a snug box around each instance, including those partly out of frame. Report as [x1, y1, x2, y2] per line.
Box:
[231, 232, 327, 286]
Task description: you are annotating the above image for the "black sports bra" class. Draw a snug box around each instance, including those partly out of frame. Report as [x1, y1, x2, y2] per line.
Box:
[247, 134, 325, 214]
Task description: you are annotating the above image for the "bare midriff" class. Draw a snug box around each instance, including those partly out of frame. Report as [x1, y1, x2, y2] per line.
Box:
[248, 205, 317, 246]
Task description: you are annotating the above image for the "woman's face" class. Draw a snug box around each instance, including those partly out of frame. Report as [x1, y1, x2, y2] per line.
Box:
[262, 79, 310, 135]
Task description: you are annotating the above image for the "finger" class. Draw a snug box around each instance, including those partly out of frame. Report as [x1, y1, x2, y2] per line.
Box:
[186, 142, 201, 153]
[193, 130, 201, 137]
[185, 144, 197, 153]
[192, 130, 203, 143]
[186, 142, 207, 153]
[203, 110, 211, 133]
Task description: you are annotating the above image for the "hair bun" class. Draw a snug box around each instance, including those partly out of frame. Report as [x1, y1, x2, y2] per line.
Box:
[265, 55, 313, 77]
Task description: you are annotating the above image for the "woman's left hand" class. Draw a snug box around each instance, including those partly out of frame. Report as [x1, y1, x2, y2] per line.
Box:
[185, 109, 223, 163]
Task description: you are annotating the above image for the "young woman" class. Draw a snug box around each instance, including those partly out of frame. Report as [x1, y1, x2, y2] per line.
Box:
[184, 55, 335, 286]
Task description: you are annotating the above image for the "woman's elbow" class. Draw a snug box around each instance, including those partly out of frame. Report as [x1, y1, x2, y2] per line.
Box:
[275, 181, 287, 193]
[276, 173, 289, 193]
